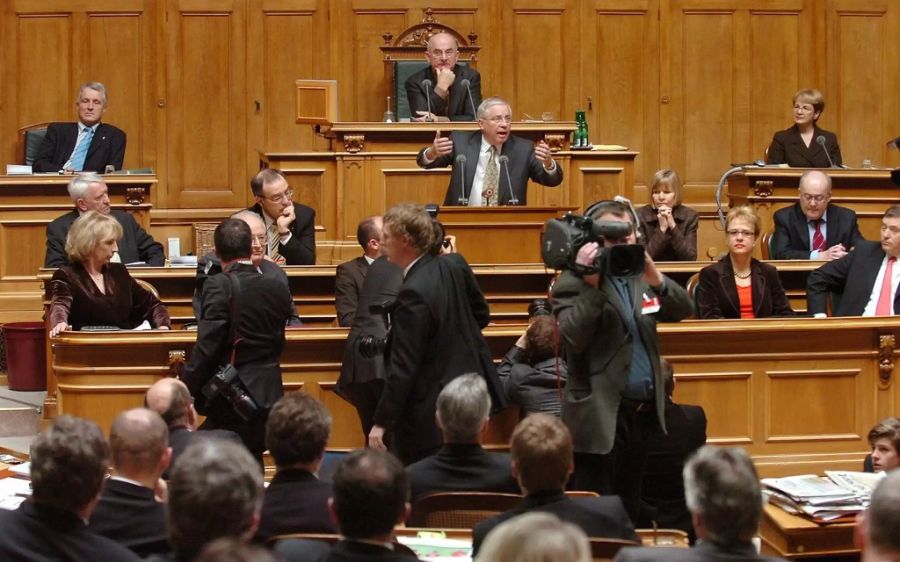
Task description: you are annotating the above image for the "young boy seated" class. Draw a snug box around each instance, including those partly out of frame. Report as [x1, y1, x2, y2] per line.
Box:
[865, 418, 900, 473]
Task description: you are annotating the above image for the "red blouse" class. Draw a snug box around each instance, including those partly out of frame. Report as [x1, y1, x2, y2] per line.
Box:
[737, 283, 754, 319]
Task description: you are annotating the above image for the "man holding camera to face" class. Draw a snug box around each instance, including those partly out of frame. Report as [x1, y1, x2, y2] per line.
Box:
[550, 200, 693, 523]
[182, 218, 294, 464]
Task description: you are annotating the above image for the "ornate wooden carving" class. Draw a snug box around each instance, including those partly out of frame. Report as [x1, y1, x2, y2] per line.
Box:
[343, 134, 365, 153]
[168, 350, 186, 378]
[544, 133, 566, 152]
[753, 180, 773, 198]
[126, 187, 146, 205]
[879, 333, 894, 386]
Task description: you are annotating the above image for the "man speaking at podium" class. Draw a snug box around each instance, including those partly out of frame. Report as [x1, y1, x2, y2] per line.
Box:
[416, 97, 562, 206]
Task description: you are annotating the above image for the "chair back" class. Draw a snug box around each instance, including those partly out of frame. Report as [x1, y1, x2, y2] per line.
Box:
[589, 537, 641, 561]
[17, 122, 51, 165]
[685, 272, 701, 318]
[134, 279, 160, 299]
[761, 231, 774, 260]
[407, 491, 523, 528]
[392, 60, 473, 120]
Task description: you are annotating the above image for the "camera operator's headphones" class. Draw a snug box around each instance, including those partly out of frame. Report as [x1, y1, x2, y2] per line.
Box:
[584, 197, 644, 243]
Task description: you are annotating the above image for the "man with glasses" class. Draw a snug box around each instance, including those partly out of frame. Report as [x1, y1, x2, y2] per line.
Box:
[248, 168, 316, 265]
[417, 97, 562, 206]
[405, 31, 482, 122]
[771, 170, 863, 260]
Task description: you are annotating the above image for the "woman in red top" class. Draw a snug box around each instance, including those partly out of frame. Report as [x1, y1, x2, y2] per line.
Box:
[697, 206, 794, 319]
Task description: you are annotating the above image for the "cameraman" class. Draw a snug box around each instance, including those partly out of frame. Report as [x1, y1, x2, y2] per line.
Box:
[182, 219, 293, 464]
[367, 203, 504, 465]
[551, 200, 692, 522]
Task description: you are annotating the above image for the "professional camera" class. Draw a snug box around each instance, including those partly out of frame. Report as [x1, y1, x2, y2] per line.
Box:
[201, 363, 259, 421]
[358, 300, 396, 358]
[541, 212, 645, 277]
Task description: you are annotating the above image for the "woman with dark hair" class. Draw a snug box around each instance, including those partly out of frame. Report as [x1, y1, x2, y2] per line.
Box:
[497, 314, 567, 416]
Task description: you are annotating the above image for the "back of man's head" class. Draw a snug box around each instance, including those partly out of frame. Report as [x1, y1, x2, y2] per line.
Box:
[30, 415, 109, 514]
[167, 440, 263, 558]
[214, 218, 252, 263]
[436, 373, 491, 443]
[265, 391, 331, 469]
[510, 414, 573, 494]
[332, 449, 409, 539]
[357, 216, 382, 253]
[109, 408, 169, 479]
[683, 445, 762, 545]
[862, 470, 900, 558]
[145, 377, 193, 428]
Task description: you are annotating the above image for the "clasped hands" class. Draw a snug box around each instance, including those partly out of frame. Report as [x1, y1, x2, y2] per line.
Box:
[656, 205, 676, 232]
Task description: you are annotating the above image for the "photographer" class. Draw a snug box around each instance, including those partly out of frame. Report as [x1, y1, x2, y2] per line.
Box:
[550, 200, 692, 522]
[367, 203, 504, 465]
[182, 218, 293, 464]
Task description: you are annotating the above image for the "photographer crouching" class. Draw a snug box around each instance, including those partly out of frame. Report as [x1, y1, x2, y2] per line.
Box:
[548, 200, 693, 523]
[182, 218, 294, 465]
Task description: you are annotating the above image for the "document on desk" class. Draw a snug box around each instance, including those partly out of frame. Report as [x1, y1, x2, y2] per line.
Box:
[0, 477, 31, 510]
[762, 474, 856, 503]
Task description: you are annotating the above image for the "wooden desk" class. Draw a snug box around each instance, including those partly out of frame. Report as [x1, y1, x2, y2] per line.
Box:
[759, 504, 858, 560]
[0, 174, 156, 323]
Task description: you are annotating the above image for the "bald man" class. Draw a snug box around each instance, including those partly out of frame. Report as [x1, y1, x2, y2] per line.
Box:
[88, 408, 170, 557]
[404, 31, 482, 122]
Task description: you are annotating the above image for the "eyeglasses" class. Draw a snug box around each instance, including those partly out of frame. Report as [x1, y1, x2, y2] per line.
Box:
[800, 193, 828, 203]
[485, 115, 513, 124]
[262, 188, 293, 203]
[727, 229, 755, 238]
[428, 49, 457, 58]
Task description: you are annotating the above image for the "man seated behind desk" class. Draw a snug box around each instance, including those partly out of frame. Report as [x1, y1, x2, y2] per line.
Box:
[32, 81, 126, 173]
[771, 170, 864, 260]
[404, 31, 481, 122]
[417, 97, 562, 206]
[406, 373, 518, 501]
[807, 204, 900, 317]
[248, 168, 316, 265]
[45, 172, 164, 268]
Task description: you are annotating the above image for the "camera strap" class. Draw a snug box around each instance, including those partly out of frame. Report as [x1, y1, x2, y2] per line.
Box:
[224, 272, 244, 364]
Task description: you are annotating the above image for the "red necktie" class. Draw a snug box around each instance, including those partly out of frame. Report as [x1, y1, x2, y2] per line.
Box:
[876, 257, 896, 316]
[811, 220, 825, 252]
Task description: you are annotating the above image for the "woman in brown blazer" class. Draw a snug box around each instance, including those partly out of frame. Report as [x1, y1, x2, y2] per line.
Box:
[697, 206, 794, 319]
[48, 211, 170, 336]
[766, 88, 842, 168]
[638, 169, 698, 261]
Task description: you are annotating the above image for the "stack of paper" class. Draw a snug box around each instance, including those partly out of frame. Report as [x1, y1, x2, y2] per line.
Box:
[762, 473, 877, 522]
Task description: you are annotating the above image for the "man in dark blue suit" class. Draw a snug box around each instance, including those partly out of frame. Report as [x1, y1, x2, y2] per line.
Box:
[248, 168, 316, 265]
[771, 170, 864, 260]
[808, 204, 900, 316]
[417, 97, 562, 206]
[404, 32, 481, 122]
[33, 82, 126, 173]
[472, 414, 638, 555]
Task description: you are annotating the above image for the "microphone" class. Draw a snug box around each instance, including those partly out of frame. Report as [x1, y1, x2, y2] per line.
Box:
[455, 154, 468, 205]
[816, 135, 837, 168]
[498, 155, 518, 205]
[422, 79, 434, 122]
[460, 78, 477, 120]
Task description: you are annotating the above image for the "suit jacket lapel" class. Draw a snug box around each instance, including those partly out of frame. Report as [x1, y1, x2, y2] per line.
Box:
[792, 204, 812, 250]
[786, 125, 817, 167]
[717, 260, 741, 315]
[498, 137, 514, 205]
[750, 260, 767, 317]
[465, 133, 481, 199]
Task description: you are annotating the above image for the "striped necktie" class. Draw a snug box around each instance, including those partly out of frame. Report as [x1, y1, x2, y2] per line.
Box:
[69, 127, 94, 171]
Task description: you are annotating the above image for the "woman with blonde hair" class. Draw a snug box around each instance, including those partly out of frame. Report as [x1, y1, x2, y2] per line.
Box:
[48, 211, 170, 336]
[476, 512, 591, 562]
[697, 206, 793, 319]
[766, 88, 842, 168]
[637, 169, 698, 261]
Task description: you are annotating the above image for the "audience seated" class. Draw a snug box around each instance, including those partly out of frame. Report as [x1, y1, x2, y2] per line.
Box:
[88, 408, 170, 557]
[275, 449, 421, 562]
[638, 360, 707, 542]
[614, 445, 785, 561]
[856, 470, 900, 562]
[0, 415, 140, 561]
[476, 512, 591, 562]
[472, 414, 638, 556]
[254, 391, 337, 542]
[637, 169, 698, 262]
[335, 216, 383, 327]
[497, 308, 567, 417]
[248, 168, 316, 265]
[146, 439, 264, 562]
[864, 417, 900, 473]
[144, 377, 241, 479]
[407, 373, 518, 500]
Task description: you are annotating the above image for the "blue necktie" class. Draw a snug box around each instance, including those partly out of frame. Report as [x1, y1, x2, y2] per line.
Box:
[70, 127, 94, 171]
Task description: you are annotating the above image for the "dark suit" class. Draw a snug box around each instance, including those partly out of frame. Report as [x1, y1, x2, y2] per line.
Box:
[337, 256, 403, 437]
[639, 401, 707, 541]
[766, 124, 842, 168]
[335, 256, 370, 327]
[323, 540, 422, 562]
[406, 443, 518, 500]
[638, 204, 699, 262]
[417, 131, 563, 206]
[807, 240, 900, 316]
[496, 346, 567, 417]
[472, 492, 639, 556]
[45, 209, 164, 268]
[255, 468, 336, 543]
[88, 478, 168, 557]
[249, 202, 317, 265]
[404, 64, 482, 121]
[0, 500, 141, 561]
[697, 257, 794, 319]
[771, 203, 864, 260]
[614, 540, 786, 561]
[32, 122, 126, 173]
[165, 426, 242, 479]
[182, 262, 293, 459]
[372, 253, 505, 465]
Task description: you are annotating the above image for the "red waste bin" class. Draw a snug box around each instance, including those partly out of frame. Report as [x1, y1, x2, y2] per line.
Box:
[1, 322, 47, 391]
